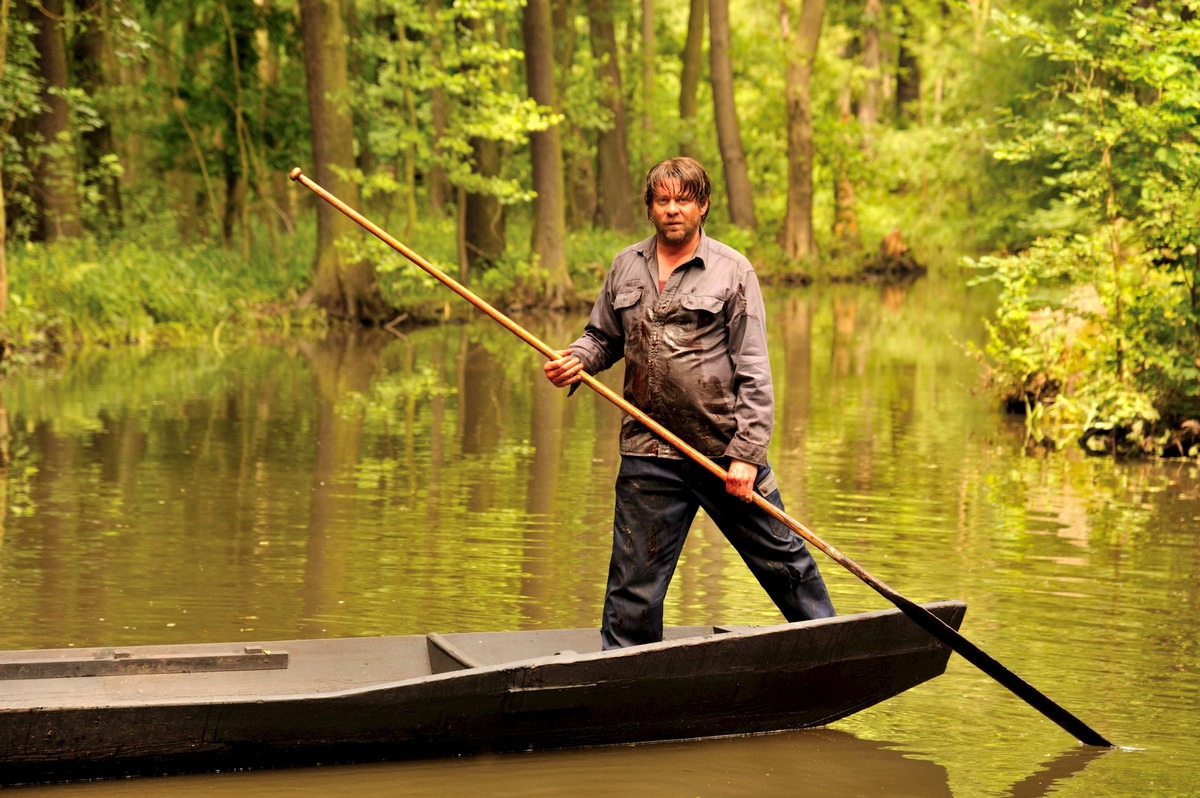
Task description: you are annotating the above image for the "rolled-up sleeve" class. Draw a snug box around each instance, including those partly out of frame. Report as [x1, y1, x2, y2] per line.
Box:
[723, 269, 774, 465]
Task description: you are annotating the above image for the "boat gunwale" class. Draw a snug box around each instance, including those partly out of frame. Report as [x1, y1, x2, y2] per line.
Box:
[0, 601, 965, 711]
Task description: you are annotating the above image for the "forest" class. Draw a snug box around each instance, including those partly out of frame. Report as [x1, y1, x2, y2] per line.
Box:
[0, 0, 1197, 456]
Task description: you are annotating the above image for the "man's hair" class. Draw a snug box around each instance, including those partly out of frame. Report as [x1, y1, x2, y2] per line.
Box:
[642, 157, 711, 225]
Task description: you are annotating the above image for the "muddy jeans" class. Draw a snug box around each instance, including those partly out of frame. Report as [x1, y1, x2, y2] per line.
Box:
[600, 455, 836, 649]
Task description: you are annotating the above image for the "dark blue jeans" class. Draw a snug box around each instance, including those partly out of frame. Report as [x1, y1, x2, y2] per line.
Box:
[601, 455, 836, 649]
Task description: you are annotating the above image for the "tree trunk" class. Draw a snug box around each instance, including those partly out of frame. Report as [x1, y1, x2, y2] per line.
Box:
[31, 0, 81, 241]
[218, 0, 255, 260]
[833, 45, 860, 249]
[588, 0, 637, 232]
[426, 0, 449, 214]
[709, 0, 756, 230]
[551, 0, 595, 229]
[343, 0, 371, 176]
[833, 158, 859, 247]
[112, 0, 146, 192]
[465, 136, 506, 273]
[0, 167, 6, 315]
[779, 0, 825, 261]
[523, 0, 572, 307]
[551, 0, 575, 83]
[895, 7, 921, 126]
[254, 0, 291, 245]
[679, 0, 705, 158]
[298, 0, 390, 322]
[74, 0, 123, 230]
[462, 14, 506, 275]
[1, 0, 12, 315]
[858, 0, 882, 127]
[640, 0, 655, 171]
[393, 12, 420, 235]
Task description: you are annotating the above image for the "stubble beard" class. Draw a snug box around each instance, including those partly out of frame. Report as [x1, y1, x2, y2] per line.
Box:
[655, 217, 700, 246]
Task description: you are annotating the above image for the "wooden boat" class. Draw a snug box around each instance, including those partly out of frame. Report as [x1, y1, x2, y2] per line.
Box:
[0, 600, 965, 786]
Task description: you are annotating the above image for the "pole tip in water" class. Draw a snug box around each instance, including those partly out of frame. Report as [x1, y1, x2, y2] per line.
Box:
[289, 167, 303, 181]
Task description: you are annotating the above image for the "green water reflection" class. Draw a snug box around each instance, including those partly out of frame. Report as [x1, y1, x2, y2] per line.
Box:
[1, 277, 1197, 797]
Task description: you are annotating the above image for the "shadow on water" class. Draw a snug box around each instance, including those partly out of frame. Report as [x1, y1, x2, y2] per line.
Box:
[15, 730, 946, 797]
[1004, 746, 1112, 798]
[13, 730, 1111, 797]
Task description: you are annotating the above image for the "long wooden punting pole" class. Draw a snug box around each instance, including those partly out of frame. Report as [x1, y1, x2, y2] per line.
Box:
[289, 167, 1114, 748]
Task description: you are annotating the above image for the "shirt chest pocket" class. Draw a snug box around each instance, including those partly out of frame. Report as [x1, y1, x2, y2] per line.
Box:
[612, 287, 645, 329]
[677, 293, 726, 330]
[613, 287, 643, 311]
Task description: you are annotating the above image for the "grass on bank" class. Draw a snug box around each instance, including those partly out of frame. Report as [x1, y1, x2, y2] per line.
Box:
[1, 221, 319, 364]
[0, 174, 977, 371]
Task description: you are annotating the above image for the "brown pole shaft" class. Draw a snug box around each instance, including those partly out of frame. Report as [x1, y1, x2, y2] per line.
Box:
[288, 167, 1113, 747]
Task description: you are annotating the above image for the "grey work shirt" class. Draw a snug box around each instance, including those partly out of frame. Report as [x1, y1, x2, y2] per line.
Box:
[568, 233, 775, 466]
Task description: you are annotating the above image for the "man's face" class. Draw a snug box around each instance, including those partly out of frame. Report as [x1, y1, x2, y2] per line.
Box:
[649, 179, 708, 246]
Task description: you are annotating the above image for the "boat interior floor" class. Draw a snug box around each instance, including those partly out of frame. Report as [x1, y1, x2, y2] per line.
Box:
[0, 625, 726, 709]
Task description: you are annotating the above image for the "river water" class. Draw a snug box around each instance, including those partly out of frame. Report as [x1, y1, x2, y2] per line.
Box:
[1, 276, 1196, 796]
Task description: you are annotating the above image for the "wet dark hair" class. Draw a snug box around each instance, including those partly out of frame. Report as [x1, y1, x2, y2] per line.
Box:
[642, 157, 711, 225]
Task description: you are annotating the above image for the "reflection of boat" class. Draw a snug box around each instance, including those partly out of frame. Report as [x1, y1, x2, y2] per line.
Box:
[0, 601, 964, 786]
[43, 729, 956, 798]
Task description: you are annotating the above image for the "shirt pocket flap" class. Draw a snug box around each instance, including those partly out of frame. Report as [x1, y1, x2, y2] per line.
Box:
[613, 288, 643, 309]
[680, 293, 725, 314]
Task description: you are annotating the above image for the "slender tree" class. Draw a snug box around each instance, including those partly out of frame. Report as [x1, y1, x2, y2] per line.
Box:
[551, 0, 597, 229]
[640, 0, 655, 169]
[0, 0, 11, 314]
[30, 0, 81, 241]
[523, 0, 572, 307]
[678, 0, 705, 157]
[895, 6, 921, 125]
[462, 137, 505, 274]
[217, 0, 257, 259]
[252, 0, 291, 249]
[74, 0, 123, 230]
[833, 89, 861, 248]
[391, 8, 421, 234]
[426, 0, 449, 213]
[780, 0, 826, 260]
[298, 0, 391, 322]
[462, 9, 505, 274]
[588, 0, 637, 232]
[858, 0, 882, 127]
[709, 0, 756, 229]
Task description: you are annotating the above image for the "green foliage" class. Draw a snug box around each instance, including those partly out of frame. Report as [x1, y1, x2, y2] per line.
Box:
[971, 0, 1200, 455]
[0, 220, 318, 360]
[355, 0, 553, 212]
[970, 229, 1199, 456]
[992, 0, 1200, 236]
[0, 15, 42, 135]
[1, 0, 1195, 471]
[1, 15, 47, 242]
[563, 224, 632, 288]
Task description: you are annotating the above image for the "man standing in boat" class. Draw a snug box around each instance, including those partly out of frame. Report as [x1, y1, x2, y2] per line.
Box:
[543, 156, 836, 649]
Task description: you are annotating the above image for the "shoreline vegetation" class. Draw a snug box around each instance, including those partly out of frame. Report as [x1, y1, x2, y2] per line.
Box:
[0, 212, 930, 363]
[3, 216, 1195, 460]
[1, 0, 1195, 458]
